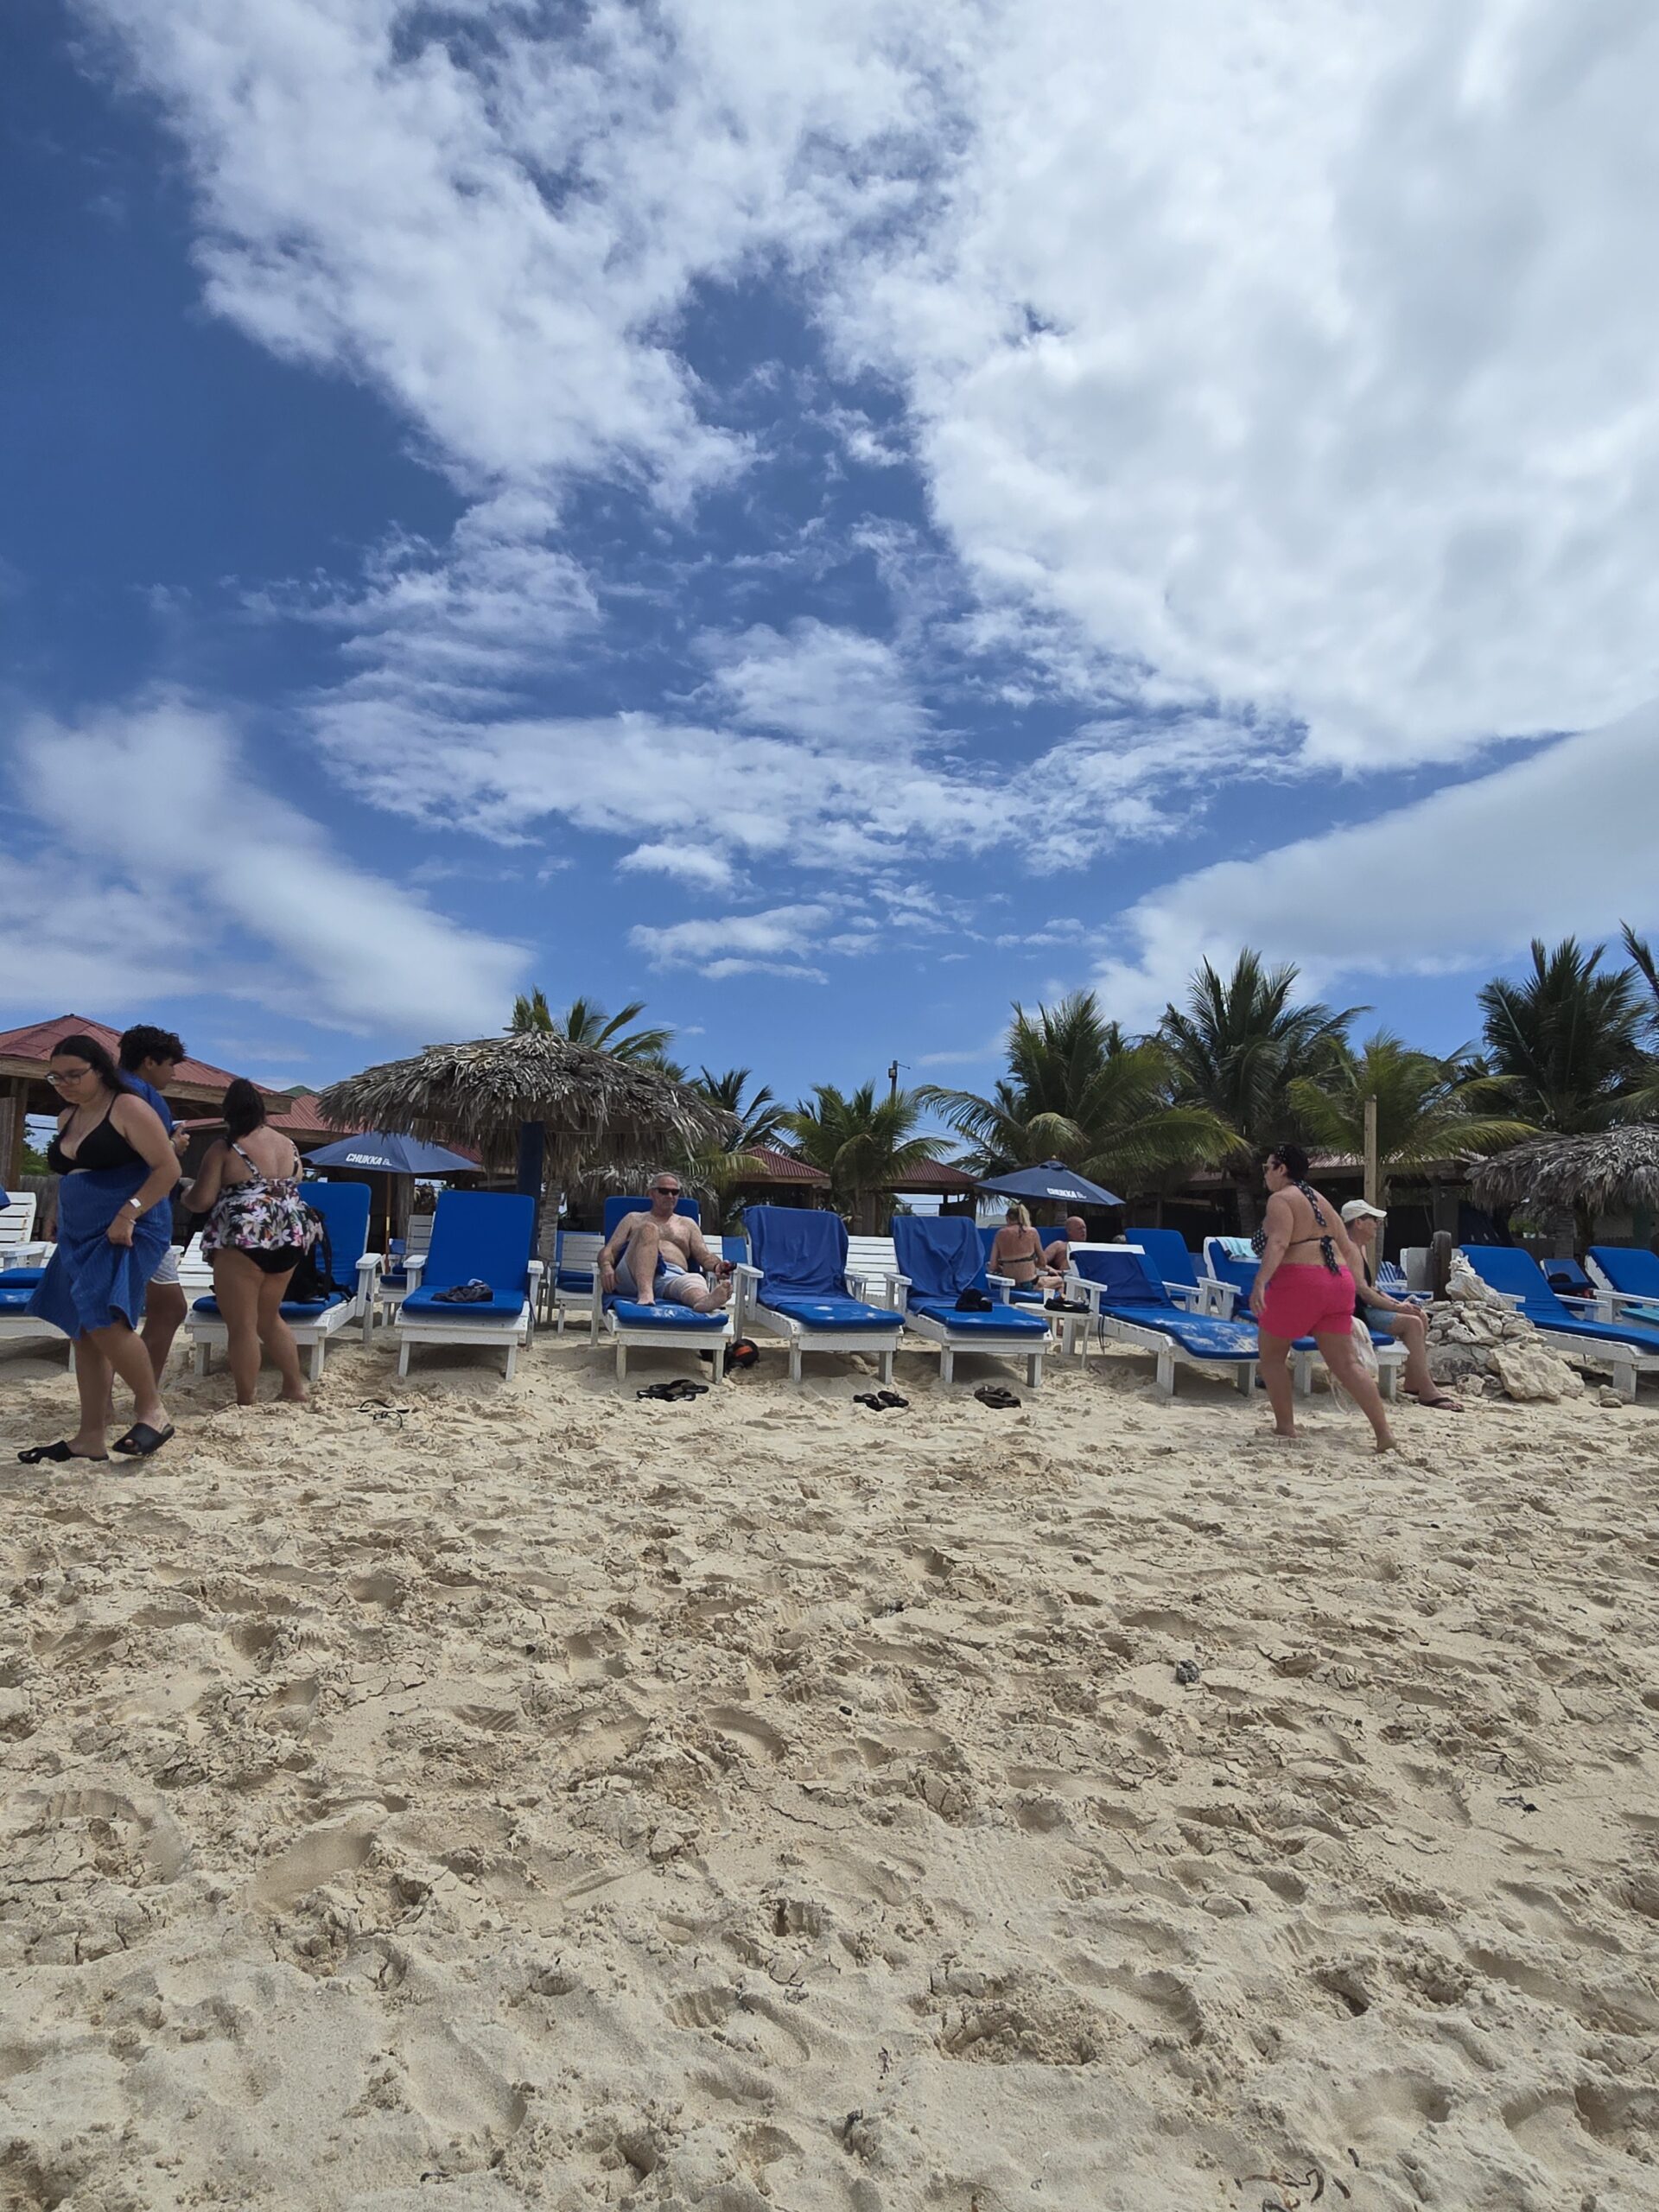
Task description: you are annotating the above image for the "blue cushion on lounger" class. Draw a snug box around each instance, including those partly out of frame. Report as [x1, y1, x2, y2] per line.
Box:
[0, 1283, 38, 1311]
[761, 1291, 903, 1332]
[402, 1285, 525, 1322]
[1461, 1245, 1659, 1351]
[607, 1296, 728, 1330]
[193, 1294, 344, 1321]
[556, 1268, 596, 1289]
[0, 1268, 45, 1290]
[909, 1297, 1050, 1336]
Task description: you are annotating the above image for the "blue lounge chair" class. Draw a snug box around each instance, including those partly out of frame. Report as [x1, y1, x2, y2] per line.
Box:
[890, 1216, 1049, 1389]
[188, 1180, 380, 1383]
[1198, 1236, 1405, 1399]
[1585, 1244, 1659, 1329]
[732, 1207, 906, 1385]
[1065, 1246, 1262, 1395]
[1460, 1245, 1659, 1401]
[397, 1192, 542, 1380]
[590, 1192, 731, 1382]
[1122, 1226, 1236, 1316]
[1540, 1253, 1594, 1299]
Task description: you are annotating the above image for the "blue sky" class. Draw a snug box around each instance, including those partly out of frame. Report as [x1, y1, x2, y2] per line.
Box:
[4, 0, 1658, 1108]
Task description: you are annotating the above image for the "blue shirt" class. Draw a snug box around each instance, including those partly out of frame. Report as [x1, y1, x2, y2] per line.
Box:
[123, 1075, 175, 1135]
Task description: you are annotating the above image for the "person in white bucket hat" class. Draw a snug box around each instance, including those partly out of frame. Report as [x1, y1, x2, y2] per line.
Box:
[1340, 1199, 1461, 1410]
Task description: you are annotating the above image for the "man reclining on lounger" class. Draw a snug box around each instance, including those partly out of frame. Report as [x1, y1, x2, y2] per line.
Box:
[599, 1173, 733, 1313]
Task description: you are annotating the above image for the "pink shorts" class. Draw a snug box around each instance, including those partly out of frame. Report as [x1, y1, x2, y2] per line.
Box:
[1260, 1262, 1355, 1340]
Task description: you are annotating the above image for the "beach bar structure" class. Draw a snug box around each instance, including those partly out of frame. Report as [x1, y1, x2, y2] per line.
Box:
[0, 1013, 290, 1189]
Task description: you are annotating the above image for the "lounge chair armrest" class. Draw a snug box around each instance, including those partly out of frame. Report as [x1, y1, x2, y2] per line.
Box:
[526, 1259, 544, 1295]
[1555, 1292, 1598, 1317]
[1065, 1271, 1105, 1314]
[404, 1254, 427, 1290]
[732, 1262, 762, 1285]
[985, 1271, 1014, 1304]
[1205, 1279, 1238, 1318]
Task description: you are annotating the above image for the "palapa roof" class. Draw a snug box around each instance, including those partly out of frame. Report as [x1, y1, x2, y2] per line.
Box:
[728, 1145, 831, 1188]
[315, 1031, 725, 1177]
[1471, 1125, 1659, 1217]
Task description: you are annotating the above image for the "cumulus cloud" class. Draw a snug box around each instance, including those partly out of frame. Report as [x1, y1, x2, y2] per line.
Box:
[1092, 699, 1659, 1027]
[629, 902, 836, 980]
[71, 0, 1659, 995]
[10, 697, 524, 1033]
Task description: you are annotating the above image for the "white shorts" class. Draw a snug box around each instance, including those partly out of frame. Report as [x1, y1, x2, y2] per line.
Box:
[149, 1245, 182, 1287]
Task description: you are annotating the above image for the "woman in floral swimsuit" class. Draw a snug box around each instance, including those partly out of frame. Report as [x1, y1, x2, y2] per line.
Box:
[190, 1078, 318, 1406]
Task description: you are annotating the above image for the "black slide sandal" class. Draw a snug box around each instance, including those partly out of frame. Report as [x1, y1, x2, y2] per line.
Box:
[111, 1423, 175, 1458]
[17, 1440, 109, 1464]
[974, 1385, 1020, 1409]
[876, 1390, 909, 1409]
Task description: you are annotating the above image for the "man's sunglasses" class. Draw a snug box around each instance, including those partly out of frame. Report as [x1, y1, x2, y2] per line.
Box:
[651, 1184, 682, 1196]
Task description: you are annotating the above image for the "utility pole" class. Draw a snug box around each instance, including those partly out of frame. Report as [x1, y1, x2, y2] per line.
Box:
[887, 1059, 899, 1108]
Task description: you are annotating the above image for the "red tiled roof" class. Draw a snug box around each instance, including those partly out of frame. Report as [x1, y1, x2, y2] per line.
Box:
[0, 1014, 285, 1104]
[732, 1145, 831, 1187]
[890, 1159, 978, 1192]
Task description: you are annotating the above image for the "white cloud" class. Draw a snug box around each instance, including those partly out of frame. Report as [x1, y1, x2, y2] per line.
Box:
[840, 0, 1659, 763]
[1092, 698, 1659, 1027]
[10, 696, 524, 1034]
[630, 902, 836, 980]
[698, 620, 931, 753]
[617, 842, 737, 892]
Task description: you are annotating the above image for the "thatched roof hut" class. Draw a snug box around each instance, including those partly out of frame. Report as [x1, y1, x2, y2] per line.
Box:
[315, 1033, 726, 1185]
[1471, 1125, 1659, 1218]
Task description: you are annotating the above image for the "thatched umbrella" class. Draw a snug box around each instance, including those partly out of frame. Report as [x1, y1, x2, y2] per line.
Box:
[315, 1033, 727, 1222]
[1471, 1125, 1659, 1236]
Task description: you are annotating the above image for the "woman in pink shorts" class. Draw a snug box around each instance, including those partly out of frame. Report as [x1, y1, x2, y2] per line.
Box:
[1249, 1144, 1395, 1451]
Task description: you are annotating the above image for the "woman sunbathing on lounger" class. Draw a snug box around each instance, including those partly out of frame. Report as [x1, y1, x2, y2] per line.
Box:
[988, 1204, 1064, 1294]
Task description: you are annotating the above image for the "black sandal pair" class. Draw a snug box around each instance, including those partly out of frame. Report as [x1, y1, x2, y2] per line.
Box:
[854, 1390, 908, 1412]
[636, 1378, 708, 1402]
[17, 1421, 174, 1465]
[974, 1385, 1021, 1410]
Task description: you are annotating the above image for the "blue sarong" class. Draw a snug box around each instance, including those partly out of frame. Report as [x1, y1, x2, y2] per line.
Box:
[27, 1166, 169, 1338]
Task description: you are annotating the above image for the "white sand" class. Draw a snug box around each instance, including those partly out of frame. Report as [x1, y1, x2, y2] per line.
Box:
[2, 1332, 1657, 2211]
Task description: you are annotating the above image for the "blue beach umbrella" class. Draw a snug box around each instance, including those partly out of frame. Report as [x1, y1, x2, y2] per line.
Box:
[976, 1158, 1123, 1208]
[307, 1131, 480, 1177]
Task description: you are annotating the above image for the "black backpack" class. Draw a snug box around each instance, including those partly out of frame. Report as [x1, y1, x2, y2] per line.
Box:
[286, 1205, 337, 1304]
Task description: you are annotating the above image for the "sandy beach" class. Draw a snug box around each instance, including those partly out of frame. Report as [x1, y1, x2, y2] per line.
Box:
[3, 1334, 1657, 2211]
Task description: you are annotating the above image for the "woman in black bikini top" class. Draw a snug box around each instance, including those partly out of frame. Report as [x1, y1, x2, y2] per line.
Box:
[18, 1033, 179, 1465]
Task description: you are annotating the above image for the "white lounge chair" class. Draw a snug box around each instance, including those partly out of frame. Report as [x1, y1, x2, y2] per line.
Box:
[732, 1206, 906, 1385]
[888, 1217, 1049, 1389]
[187, 1182, 380, 1384]
[0, 1193, 50, 1272]
[396, 1192, 541, 1381]
[588, 1194, 731, 1383]
[1461, 1245, 1659, 1402]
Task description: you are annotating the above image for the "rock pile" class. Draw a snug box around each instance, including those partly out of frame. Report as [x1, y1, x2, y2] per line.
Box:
[1423, 1254, 1584, 1401]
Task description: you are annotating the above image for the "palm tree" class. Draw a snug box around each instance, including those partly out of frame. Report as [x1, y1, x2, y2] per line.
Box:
[921, 990, 1232, 1192]
[1287, 1031, 1534, 1203]
[1161, 950, 1363, 1222]
[1619, 924, 1659, 1118]
[507, 989, 676, 1065]
[694, 1067, 788, 1154]
[783, 1082, 947, 1233]
[1478, 938, 1647, 1134]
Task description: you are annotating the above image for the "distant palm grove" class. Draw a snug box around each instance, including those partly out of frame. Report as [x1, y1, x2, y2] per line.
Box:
[508, 929, 1659, 1229]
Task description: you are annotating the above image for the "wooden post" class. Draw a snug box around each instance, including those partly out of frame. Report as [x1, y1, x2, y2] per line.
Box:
[0, 1088, 16, 1191]
[1363, 1094, 1380, 1210]
[516, 1120, 546, 1246]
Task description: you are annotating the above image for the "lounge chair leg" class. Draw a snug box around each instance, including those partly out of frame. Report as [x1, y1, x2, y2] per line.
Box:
[940, 1347, 954, 1387]
[397, 1338, 411, 1378]
[308, 1341, 324, 1383]
[1379, 1359, 1398, 1402]
[504, 1340, 518, 1382]
[790, 1344, 803, 1386]
[1236, 1362, 1255, 1396]
[1027, 1352, 1042, 1390]
[1615, 1358, 1636, 1402]
[194, 1340, 210, 1379]
[879, 1348, 893, 1387]
[1156, 1348, 1175, 1396]
[1293, 1351, 1313, 1396]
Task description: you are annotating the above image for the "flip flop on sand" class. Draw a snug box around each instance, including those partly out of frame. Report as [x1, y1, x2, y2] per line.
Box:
[876, 1390, 908, 1409]
[1405, 1389, 1464, 1411]
[17, 1440, 109, 1464]
[636, 1379, 707, 1402]
[853, 1392, 887, 1411]
[974, 1385, 1020, 1410]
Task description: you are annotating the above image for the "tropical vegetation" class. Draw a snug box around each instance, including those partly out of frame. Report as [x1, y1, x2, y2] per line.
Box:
[1287, 1032, 1533, 1205]
[782, 1082, 946, 1233]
